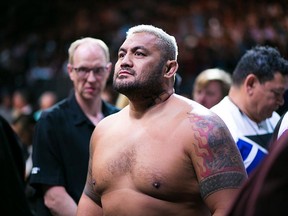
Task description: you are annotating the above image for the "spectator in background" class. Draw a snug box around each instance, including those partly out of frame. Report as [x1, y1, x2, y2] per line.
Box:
[211, 46, 288, 175]
[30, 37, 119, 216]
[0, 88, 13, 123]
[12, 114, 36, 180]
[33, 91, 58, 121]
[11, 113, 37, 214]
[1, 1, 288, 101]
[192, 68, 232, 108]
[0, 115, 33, 216]
[11, 88, 33, 120]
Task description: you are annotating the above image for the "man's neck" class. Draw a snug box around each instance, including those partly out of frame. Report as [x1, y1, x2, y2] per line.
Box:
[228, 91, 261, 123]
[76, 93, 102, 116]
[128, 89, 174, 118]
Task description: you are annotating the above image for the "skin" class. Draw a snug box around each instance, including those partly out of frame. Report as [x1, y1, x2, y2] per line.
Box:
[77, 32, 247, 216]
[39, 92, 57, 110]
[68, 44, 112, 109]
[193, 80, 224, 109]
[12, 91, 27, 110]
[12, 90, 31, 115]
[43, 42, 112, 216]
[229, 73, 287, 123]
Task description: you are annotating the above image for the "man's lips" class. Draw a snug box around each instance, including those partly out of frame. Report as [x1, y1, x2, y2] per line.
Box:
[118, 70, 133, 78]
[84, 86, 96, 92]
[118, 70, 132, 76]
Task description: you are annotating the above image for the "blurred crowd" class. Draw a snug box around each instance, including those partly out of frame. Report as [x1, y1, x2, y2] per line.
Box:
[1, 1, 288, 214]
[1, 0, 288, 109]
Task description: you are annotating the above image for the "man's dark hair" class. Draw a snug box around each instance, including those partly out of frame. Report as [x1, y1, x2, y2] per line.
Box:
[232, 46, 288, 86]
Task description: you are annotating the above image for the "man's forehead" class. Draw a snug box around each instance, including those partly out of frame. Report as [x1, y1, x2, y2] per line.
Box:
[121, 33, 159, 49]
[76, 43, 102, 53]
[74, 44, 106, 60]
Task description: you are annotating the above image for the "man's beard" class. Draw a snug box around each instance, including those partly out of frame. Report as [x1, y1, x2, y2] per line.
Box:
[113, 62, 165, 98]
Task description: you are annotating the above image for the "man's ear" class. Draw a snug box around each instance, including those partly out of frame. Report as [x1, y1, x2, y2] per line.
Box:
[67, 64, 74, 80]
[106, 62, 113, 77]
[164, 60, 178, 78]
[245, 74, 258, 95]
[67, 64, 73, 73]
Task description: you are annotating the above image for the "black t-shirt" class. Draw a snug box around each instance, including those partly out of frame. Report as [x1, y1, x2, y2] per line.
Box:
[30, 93, 119, 215]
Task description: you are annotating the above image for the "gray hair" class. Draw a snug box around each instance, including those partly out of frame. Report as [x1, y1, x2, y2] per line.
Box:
[68, 37, 110, 64]
[126, 25, 178, 61]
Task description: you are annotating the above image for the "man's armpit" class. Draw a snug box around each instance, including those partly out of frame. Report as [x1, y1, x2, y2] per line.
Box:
[199, 171, 246, 199]
[83, 182, 102, 207]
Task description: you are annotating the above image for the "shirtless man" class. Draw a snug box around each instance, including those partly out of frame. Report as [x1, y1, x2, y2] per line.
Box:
[77, 24, 247, 216]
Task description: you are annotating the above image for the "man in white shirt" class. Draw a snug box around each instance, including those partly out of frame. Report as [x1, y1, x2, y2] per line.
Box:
[211, 46, 288, 175]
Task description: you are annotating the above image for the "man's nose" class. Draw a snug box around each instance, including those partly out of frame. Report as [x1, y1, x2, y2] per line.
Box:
[121, 54, 133, 67]
[87, 70, 98, 81]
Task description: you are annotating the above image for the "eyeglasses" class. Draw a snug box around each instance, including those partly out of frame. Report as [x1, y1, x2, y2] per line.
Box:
[72, 66, 108, 78]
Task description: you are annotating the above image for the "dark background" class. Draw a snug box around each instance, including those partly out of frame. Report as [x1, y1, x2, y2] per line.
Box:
[1, 0, 288, 112]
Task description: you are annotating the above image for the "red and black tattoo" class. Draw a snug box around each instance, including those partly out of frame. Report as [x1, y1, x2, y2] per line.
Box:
[188, 113, 246, 198]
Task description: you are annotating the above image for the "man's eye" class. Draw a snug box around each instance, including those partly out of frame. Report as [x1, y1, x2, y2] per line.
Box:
[79, 67, 90, 73]
[118, 52, 125, 58]
[135, 52, 144, 56]
[271, 89, 284, 97]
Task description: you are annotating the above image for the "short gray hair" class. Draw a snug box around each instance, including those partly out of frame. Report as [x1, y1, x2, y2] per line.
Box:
[126, 24, 178, 61]
[68, 37, 110, 64]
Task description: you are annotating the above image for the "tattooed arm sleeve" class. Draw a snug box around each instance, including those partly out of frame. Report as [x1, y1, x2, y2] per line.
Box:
[188, 112, 247, 199]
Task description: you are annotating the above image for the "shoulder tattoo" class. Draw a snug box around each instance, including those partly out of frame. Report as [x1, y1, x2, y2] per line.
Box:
[188, 113, 246, 198]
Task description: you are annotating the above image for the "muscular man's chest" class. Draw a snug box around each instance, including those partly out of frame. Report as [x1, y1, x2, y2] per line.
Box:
[92, 127, 198, 199]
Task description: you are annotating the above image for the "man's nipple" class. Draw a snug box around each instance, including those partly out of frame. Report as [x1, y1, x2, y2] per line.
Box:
[152, 182, 161, 189]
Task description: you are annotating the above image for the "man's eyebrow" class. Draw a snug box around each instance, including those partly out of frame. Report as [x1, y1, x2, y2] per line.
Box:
[118, 47, 126, 53]
[272, 88, 286, 93]
[118, 46, 149, 53]
[132, 46, 149, 52]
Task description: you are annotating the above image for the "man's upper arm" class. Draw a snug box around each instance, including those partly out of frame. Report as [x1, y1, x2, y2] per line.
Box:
[77, 171, 102, 215]
[204, 188, 240, 216]
[188, 112, 247, 200]
[77, 192, 103, 216]
[82, 169, 102, 206]
[77, 130, 103, 215]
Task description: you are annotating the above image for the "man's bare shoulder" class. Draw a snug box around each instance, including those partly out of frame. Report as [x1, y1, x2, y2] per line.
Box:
[98, 106, 128, 126]
[91, 107, 128, 144]
[172, 94, 217, 118]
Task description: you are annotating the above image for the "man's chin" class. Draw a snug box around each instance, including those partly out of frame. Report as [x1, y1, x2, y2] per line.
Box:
[115, 88, 133, 96]
[114, 82, 136, 92]
[82, 92, 97, 100]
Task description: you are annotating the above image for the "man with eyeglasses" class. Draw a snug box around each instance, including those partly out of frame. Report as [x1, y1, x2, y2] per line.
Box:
[30, 37, 119, 216]
[211, 45, 288, 175]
